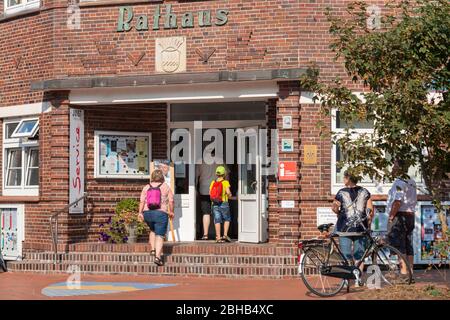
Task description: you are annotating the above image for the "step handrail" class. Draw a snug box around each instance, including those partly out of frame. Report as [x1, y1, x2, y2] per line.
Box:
[49, 193, 88, 264]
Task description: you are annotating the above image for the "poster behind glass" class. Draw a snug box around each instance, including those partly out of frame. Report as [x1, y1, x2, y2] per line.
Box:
[371, 205, 389, 239]
[420, 205, 450, 261]
[99, 134, 149, 177]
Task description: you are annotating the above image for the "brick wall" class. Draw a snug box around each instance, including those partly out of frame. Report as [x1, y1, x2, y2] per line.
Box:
[298, 101, 333, 239]
[69, 104, 168, 244]
[0, 6, 53, 107]
[272, 81, 302, 247]
[21, 92, 70, 251]
[0, 0, 394, 107]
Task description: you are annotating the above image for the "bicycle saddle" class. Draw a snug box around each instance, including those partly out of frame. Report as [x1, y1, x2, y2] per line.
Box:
[317, 223, 334, 233]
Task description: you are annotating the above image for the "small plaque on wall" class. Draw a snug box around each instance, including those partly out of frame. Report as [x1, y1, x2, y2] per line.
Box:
[281, 201, 295, 209]
[282, 116, 292, 129]
[281, 139, 294, 152]
[304, 145, 317, 165]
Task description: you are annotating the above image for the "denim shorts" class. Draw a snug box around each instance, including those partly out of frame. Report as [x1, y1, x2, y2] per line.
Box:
[143, 210, 168, 237]
[212, 202, 231, 224]
[339, 236, 367, 261]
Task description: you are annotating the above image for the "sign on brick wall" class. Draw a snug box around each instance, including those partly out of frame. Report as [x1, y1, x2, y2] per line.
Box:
[278, 161, 297, 181]
[69, 109, 85, 214]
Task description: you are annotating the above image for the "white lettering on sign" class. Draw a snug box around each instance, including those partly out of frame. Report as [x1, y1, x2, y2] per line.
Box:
[69, 109, 84, 214]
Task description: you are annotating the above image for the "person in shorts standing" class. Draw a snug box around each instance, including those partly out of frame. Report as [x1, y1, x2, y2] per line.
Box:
[386, 159, 417, 277]
[332, 171, 373, 271]
[210, 166, 233, 243]
[139, 169, 174, 267]
[196, 155, 228, 240]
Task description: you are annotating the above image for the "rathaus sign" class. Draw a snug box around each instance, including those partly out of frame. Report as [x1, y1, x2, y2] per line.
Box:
[117, 4, 229, 32]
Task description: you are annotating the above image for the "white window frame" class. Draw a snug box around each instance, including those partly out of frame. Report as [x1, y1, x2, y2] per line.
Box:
[4, 0, 40, 15]
[25, 147, 39, 186]
[10, 118, 39, 139]
[330, 109, 424, 195]
[0, 204, 25, 261]
[94, 130, 152, 179]
[2, 118, 39, 196]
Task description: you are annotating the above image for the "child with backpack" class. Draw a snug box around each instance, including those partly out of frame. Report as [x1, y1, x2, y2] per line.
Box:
[209, 166, 233, 243]
[138, 169, 174, 266]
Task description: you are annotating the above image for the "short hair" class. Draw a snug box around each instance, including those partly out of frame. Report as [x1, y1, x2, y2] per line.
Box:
[344, 170, 360, 184]
[151, 169, 165, 183]
[395, 158, 408, 171]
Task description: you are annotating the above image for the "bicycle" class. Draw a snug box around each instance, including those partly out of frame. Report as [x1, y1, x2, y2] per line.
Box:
[298, 214, 412, 297]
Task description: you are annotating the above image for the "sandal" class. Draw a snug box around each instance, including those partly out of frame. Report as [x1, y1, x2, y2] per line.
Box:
[150, 250, 156, 256]
[154, 257, 164, 267]
[201, 235, 209, 240]
[222, 236, 232, 243]
[216, 238, 225, 243]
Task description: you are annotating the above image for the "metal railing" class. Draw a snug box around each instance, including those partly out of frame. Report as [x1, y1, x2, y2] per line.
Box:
[50, 193, 88, 264]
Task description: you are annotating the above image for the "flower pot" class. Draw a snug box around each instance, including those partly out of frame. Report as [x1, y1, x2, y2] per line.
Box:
[125, 224, 138, 244]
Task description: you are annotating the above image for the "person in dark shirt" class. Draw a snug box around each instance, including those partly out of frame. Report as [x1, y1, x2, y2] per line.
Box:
[332, 171, 373, 268]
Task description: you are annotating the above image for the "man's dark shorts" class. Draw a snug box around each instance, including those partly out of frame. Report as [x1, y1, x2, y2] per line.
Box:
[200, 195, 212, 215]
[387, 213, 415, 256]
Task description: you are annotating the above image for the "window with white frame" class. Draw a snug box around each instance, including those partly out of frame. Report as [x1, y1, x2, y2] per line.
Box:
[4, 0, 40, 15]
[2, 118, 39, 196]
[331, 110, 423, 194]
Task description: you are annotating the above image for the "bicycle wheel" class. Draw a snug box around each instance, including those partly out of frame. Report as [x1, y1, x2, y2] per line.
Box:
[369, 244, 412, 288]
[300, 247, 346, 297]
[0, 256, 6, 272]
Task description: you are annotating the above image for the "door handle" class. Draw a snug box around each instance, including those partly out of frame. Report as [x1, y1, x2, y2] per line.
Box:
[251, 181, 257, 191]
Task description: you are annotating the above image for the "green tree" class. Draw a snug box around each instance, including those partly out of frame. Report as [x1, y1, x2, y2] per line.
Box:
[301, 0, 450, 247]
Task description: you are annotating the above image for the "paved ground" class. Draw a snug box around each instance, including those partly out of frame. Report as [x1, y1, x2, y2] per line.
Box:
[0, 273, 342, 300]
[0, 269, 447, 300]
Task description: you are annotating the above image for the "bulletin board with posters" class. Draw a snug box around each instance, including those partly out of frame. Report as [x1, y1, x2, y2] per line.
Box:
[94, 131, 151, 179]
[417, 202, 450, 263]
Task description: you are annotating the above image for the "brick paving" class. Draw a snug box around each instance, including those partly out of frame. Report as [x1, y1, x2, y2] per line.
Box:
[0, 272, 343, 300]
[0, 269, 447, 300]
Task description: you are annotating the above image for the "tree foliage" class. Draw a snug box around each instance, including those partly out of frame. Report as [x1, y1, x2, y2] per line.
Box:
[301, 0, 450, 240]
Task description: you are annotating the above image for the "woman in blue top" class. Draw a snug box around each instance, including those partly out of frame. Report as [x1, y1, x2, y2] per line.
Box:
[332, 171, 373, 270]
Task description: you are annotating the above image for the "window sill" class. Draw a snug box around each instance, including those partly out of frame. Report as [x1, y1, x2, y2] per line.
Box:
[0, 6, 41, 23]
[0, 196, 39, 203]
[2, 188, 39, 197]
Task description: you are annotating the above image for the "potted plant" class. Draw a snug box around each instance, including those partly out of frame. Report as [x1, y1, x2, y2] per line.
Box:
[99, 198, 148, 244]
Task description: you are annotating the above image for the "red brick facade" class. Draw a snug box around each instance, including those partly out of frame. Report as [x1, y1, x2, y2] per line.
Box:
[0, 0, 412, 254]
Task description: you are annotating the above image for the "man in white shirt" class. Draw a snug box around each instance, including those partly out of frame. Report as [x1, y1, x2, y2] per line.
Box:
[196, 153, 228, 240]
[386, 159, 417, 277]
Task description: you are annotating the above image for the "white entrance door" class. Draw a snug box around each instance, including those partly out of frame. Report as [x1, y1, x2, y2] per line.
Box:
[237, 127, 261, 243]
[0, 205, 24, 260]
[170, 126, 196, 241]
